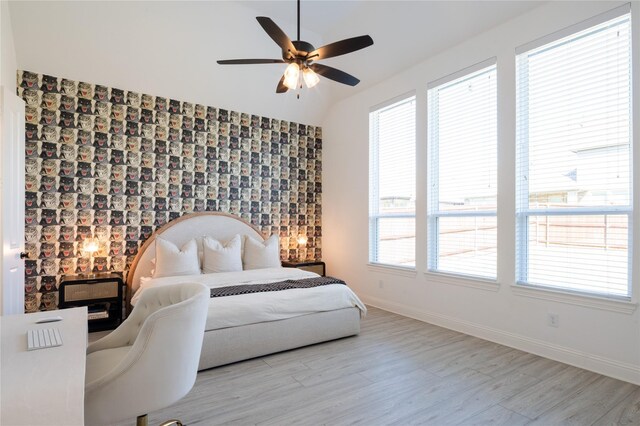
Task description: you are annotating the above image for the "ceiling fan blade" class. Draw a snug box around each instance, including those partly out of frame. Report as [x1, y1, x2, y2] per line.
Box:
[309, 63, 360, 86]
[256, 17, 297, 57]
[308, 35, 373, 60]
[217, 59, 286, 65]
[276, 75, 288, 93]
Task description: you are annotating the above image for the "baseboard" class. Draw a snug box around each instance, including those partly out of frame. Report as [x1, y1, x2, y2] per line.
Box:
[363, 295, 640, 385]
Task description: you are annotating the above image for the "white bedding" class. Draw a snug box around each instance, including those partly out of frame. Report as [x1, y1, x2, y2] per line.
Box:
[132, 267, 366, 331]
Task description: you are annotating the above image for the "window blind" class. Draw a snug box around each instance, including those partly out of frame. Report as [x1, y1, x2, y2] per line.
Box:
[516, 9, 632, 298]
[428, 62, 497, 279]
[369, 96, 416, 267]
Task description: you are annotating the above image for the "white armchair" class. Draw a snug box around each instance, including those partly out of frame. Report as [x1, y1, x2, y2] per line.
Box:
[85, 283, 209, 426]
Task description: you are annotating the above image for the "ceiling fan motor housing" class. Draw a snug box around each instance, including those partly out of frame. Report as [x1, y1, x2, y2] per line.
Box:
[287, 40, 316, 61]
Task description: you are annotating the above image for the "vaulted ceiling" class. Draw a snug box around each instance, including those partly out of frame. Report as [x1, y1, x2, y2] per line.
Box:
[9, 1, 542, 125]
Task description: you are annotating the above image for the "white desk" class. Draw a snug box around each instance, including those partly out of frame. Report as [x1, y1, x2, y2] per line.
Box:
[1, 307, 87, 426]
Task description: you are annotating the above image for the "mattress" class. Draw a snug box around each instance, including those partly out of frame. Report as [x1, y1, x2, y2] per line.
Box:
[132, 267, 366, 331]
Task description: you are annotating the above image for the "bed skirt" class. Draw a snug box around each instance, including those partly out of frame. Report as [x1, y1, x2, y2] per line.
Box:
[198, 307, 361, 370]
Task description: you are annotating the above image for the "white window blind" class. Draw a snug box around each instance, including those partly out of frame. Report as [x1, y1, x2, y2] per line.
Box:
[516, 8, 632, 298]
[428, 61, 497, 279]
[369, 96, 416, 267]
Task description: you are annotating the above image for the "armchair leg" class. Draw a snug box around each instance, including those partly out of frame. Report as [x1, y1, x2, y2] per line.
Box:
[136, 413, 183, 426]
[159, 421, 183, 426]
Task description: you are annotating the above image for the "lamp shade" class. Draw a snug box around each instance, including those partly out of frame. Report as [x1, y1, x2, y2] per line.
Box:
[303, 68, 320, 88]
[283, 63, 300, 90]
[82, 237, 100, 255]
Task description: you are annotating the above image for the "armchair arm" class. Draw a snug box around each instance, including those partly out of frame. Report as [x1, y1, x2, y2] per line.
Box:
[86, 321, 134, 354]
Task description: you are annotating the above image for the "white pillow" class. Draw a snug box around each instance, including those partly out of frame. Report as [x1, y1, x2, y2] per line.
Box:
[153, 237, 200, 278]
[202, 235, 243, 273]
[243, 235, 281, 270]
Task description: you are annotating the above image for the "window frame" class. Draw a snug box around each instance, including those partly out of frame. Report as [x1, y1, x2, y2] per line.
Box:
[515, 5, 634, 300]
[368, 93, 417, 269]
[427, 58, 498, 281]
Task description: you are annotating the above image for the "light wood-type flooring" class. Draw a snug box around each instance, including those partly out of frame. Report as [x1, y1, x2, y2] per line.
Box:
[104, 307, 640, 425]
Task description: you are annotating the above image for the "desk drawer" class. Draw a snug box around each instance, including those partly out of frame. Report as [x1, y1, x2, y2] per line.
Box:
[64, 281, 119, 302]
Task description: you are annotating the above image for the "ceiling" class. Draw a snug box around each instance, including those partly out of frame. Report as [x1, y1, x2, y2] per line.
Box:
[8, 1, 543, 125]
[243, 0, 543, 96]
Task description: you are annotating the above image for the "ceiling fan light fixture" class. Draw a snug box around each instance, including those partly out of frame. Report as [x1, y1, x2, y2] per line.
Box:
[303, 67, 320, 88]
[283, 63, 300, 90]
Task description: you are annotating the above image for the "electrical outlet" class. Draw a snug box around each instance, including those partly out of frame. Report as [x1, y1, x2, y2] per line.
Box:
[378, 280, 384, 289]
[548, 313, 559, 328]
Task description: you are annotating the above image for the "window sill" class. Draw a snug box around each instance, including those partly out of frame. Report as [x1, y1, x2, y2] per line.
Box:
[423, 271, 500, 292]
[512, 284, 637, 314]
[367, 263, 417, 278]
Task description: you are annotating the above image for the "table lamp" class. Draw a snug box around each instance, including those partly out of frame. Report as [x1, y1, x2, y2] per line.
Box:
[82, 236, 100, 277]
[297, 234, 307, 261]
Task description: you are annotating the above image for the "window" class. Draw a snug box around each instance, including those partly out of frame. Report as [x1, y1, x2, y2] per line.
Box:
[369, 96, 416, 267]
[427, 60, 498, 279]
[516, 8, 632, 298]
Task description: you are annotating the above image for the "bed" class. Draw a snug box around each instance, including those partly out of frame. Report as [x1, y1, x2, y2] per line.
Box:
[126, 212, 365, 371]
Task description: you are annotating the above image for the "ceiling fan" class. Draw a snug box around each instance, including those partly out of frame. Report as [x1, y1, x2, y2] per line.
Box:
[217, 0, 374, 95]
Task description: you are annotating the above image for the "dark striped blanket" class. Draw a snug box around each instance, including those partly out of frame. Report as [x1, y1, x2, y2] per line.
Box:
[210, 276, 346, 298]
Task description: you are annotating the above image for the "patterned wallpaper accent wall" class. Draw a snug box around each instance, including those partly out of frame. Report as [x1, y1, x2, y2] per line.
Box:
[18, 70, 322, 312]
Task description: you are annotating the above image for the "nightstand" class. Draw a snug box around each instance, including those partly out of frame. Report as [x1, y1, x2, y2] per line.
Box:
[282, 260, 326, 276]
[59, 273, 124, 332]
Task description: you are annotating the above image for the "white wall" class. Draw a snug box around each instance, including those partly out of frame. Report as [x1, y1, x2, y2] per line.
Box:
[8, 1, 329, 126]
[0, 0, 19, 315]
[1, 0, 17, 93]
[323, 1, 640, 384]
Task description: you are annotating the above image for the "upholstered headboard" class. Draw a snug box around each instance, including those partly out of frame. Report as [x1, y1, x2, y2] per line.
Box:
[127, 212, 264, 293]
